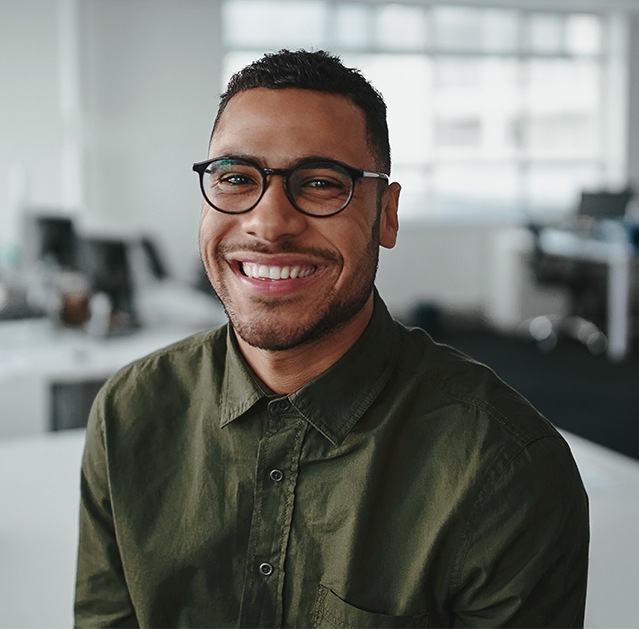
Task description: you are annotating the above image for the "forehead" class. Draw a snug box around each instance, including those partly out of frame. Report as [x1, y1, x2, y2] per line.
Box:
[210, 88, 371, 165]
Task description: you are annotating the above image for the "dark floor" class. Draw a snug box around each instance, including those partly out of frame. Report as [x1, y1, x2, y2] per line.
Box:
[429, 320, 639, 461]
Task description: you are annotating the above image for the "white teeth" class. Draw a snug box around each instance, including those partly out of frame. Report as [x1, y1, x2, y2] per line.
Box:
[242, 262, 315, 280]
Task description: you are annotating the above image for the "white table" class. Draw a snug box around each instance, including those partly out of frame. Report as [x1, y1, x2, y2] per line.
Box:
[0, 291, 227, 437]
[538, 227, 635, 361]
[0, 320, 202, 436]
[0, 429, 637, 628]
[0, 430, 85, 628]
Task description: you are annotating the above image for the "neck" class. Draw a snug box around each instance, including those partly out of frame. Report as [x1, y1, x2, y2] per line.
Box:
[235, 296, 374, 395]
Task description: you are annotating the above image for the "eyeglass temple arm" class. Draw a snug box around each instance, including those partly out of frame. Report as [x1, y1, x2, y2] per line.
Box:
[361, 171, 389, 181]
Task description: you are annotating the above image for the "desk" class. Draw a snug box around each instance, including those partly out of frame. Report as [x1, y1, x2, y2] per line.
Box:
[0, 310, 226, 437]
[538, 227, 634, 361]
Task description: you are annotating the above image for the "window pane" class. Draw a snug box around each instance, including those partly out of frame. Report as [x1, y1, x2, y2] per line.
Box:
[566, 14, 603, 55]
[436, 58, 483, 89]
[375, 4, 429, 50]
[525, 13, 603, 56]
[434, 58, 519, 157]
[523, 59, 601, 157]
[221, 52, 263, 89]
[346, 54, 433, 164]
[522, 113, 599, 156]
[433, 7, 518, 53]
[223, 0, 327, 48]
[333, 3, 372, 49]
[435, 118, 481, 148]
[482, 9, 519, 53]
[526, 13, 565, 54]
[392, 165, 432, 219]
[433, 163, 519, 212]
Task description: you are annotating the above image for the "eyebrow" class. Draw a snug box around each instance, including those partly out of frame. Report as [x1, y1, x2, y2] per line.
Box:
[209, 153, 348, 169]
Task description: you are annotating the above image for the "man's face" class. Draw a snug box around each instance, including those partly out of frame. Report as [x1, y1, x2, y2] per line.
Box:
[199, 87, 399, 352]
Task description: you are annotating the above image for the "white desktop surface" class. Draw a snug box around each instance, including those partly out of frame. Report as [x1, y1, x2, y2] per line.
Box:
[0, 430, 84, 628]
[0, 430, 638, 628]
[0, 314, 225, 437]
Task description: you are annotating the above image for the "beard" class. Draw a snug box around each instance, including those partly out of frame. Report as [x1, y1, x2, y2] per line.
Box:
[230, 257, 377, 352]
[205, 219, 381, 353]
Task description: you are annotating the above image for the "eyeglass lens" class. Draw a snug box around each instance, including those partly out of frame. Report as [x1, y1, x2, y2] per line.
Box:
[202, 159, 353, 216]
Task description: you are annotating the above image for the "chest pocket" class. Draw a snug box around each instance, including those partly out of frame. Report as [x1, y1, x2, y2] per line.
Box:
[312, 585, 429, 628]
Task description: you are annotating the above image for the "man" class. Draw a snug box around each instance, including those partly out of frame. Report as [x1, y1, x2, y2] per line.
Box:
[75, 50, 589, 627]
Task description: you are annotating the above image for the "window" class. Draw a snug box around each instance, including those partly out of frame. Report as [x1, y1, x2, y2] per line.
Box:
[220, 1, 625, 221]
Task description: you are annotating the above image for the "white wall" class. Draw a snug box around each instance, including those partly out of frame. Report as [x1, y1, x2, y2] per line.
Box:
[0, 0, 221, 279]
[80, 0, 221, 280]
[377, 220, 503, 315]
[0, 0, 66, 264]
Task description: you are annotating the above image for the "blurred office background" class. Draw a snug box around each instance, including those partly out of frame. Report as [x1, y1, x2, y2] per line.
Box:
[1, 1, 639, 627]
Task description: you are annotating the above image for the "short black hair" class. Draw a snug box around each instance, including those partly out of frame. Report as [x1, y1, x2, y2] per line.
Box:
[211, 49, 391, 173]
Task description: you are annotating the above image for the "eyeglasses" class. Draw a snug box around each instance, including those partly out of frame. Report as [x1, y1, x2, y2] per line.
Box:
[192, 156, 389, 218]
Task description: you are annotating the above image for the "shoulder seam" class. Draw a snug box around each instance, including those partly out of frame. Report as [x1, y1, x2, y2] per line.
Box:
[418, 367, 554, 445]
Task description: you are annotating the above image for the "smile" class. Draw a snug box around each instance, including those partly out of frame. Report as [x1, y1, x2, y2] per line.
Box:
[240, 262, 317, 280]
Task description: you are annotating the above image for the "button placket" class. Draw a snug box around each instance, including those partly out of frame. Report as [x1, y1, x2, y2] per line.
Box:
[268, 400, 290, 484]
[239, 404, 308, 628]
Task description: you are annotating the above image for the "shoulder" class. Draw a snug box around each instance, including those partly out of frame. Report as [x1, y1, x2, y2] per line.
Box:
[385, 320, 587, 524]
[389, 321, 564, 454]
[95, 324, 229, 419]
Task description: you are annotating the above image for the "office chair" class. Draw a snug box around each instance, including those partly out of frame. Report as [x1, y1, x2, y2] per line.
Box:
[523, 187, 634, 354]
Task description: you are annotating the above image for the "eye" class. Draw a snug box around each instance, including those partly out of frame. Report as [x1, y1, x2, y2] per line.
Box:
[293, 164, 351, 198]
[207, 161, 262, 192]
[303, 176, 343, 190]
[218, 172, 254, 186]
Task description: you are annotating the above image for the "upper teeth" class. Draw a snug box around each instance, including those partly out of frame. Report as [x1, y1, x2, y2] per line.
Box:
[242, 262, 315, 280]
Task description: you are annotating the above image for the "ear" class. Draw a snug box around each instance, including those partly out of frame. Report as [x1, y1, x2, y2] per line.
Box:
[378, 182, 400, 249]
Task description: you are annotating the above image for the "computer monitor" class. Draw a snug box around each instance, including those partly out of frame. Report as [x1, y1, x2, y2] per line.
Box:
[24, 213, 78, 270]
[77, 236, 138, 327]
[577, 189, 633, 220]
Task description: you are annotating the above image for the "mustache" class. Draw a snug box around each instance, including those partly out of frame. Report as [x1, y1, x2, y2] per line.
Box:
[216, 241, 341, 265]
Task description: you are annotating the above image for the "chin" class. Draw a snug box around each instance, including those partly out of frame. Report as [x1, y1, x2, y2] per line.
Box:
[232, 317, 328, 352]
[232, 288, 372, 352]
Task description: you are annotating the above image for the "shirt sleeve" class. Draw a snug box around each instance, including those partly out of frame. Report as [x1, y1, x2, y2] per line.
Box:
[74, 390, 139, 628]
[450, 435, 589, 628]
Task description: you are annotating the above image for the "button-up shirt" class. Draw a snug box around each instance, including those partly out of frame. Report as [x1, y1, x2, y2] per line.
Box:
[75, 294, 589, 627]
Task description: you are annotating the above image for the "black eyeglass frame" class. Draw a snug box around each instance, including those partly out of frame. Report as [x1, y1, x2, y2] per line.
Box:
[192, 156, 389, 218]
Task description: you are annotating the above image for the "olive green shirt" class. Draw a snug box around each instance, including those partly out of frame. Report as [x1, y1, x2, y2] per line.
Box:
[75, 294, 589, 628]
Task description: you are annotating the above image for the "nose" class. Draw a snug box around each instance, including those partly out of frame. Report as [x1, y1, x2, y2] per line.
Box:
[240, 174, 307, 243]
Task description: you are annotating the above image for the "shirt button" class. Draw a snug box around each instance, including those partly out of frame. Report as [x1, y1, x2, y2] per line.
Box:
[269, 469, 284, 482]
[259, 562, 274, 576]
[277, 399, 290, 412]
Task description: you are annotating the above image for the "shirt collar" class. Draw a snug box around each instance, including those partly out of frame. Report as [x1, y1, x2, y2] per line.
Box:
[219, 291, 400, 445]
[219, 326, 266, 427]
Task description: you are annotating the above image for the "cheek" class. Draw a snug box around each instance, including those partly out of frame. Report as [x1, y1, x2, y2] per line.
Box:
[330, 212, 378, 255]
[198, 223, 226, 285]
[199, 210, 226, 253]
